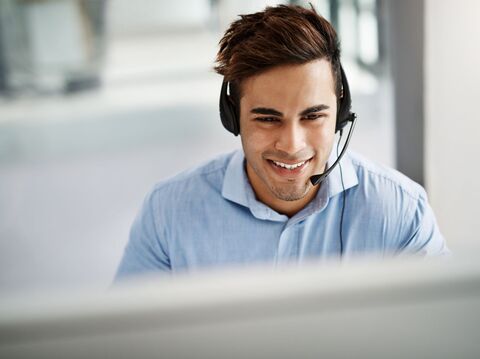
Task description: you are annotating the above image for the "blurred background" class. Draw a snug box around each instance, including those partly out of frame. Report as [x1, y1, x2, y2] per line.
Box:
[0, 0, 478, 294]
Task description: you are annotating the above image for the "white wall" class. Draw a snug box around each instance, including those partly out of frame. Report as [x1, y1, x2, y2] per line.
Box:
[425, 0, 480, 252]
[108, 0, 210, 36]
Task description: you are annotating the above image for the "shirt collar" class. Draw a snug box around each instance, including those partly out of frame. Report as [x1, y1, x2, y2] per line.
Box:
[222, 150, 287, 222]
[325, 144, 359, 198]
[222, 147, 358, 221]
[222, 150, 250, 209]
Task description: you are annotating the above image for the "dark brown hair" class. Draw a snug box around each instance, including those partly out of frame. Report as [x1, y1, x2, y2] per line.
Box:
[214, 4, 342, 99]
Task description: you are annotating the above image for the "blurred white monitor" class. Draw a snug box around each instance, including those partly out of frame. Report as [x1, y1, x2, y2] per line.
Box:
[1, 258, 480, 359]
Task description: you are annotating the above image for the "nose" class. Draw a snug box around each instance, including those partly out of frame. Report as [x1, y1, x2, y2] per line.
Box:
[274, 122, 307, 155]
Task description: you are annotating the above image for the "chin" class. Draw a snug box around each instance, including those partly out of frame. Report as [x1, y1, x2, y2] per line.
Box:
[269, 181, 312, 202]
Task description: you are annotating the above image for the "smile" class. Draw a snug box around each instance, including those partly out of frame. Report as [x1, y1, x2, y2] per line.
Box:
[267, 158, 312, 177]
[271, 160, 307, 170]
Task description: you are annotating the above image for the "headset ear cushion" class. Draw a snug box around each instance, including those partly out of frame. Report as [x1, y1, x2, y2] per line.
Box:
[336, 65, 353, 132]
[219, 81, 240, 136]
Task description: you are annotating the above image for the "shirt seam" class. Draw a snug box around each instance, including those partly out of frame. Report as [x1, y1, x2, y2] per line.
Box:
[395, 194, 424, 254]
[149, 190, 171, 267]
[350, 158, 421, 201]
[152, 163, 227, 194]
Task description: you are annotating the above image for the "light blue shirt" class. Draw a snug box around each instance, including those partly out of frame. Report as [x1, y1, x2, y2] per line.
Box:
[115, 149, 449, 280]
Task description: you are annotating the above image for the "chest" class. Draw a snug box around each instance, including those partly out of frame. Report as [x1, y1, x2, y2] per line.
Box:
[165, 202, 387, 271]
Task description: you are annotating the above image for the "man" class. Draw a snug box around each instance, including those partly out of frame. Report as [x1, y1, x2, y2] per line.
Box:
[115, 5, 449, 280]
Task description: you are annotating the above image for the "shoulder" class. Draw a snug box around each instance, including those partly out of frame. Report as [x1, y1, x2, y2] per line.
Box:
[344, 151, 447, 255]
[347, 150, 426, 202]
[147, 150, 237, 203]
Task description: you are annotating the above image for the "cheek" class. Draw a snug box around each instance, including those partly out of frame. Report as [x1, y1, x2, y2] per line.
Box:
[309, 123, 336, 149]
[241, 125, 271, 154]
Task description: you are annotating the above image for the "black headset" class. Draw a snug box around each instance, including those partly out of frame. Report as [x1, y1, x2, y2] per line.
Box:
[219, 64, 355, 136]
[219, 63, 357, 256]
[218, 63, 357, 188]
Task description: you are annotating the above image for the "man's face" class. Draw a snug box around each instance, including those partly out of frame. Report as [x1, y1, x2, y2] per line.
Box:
[239, 59, 337, 210]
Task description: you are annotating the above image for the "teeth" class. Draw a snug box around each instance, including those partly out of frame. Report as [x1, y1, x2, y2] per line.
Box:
[272, 160, 306, 170]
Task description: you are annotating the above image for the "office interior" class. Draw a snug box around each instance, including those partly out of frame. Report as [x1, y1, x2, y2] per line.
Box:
[1, 0, 480, 357]
[0, 0, 479, 327]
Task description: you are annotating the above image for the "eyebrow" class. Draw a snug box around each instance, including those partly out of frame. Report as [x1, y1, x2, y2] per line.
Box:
[250, 104, 330, 117]
[250, 107, 283, 116]
[299, 104, 330, 116]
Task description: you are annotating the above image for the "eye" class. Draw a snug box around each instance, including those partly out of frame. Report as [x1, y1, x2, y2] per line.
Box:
[255, 117, 280, 123]
[303, 113, 326, 121]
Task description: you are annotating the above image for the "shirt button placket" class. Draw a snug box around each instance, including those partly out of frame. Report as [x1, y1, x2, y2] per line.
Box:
[275, 224, 297, 265]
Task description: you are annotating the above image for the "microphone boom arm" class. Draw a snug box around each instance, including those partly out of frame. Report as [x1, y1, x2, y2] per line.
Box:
[310, 113, 357, 186]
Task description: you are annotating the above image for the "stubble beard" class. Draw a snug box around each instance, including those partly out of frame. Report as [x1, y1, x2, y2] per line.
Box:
[267, 178, 312, 201]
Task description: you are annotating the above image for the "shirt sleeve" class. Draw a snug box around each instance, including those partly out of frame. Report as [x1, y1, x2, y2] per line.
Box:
[113, 188, 171, 283]
[396, 188, 451, 257]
